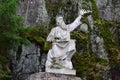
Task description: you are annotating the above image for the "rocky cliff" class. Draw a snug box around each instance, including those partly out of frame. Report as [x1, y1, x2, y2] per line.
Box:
[9, 0, 120, 80]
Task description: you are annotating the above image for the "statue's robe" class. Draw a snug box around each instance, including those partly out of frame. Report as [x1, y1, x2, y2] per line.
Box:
[46, 15, 82, 69]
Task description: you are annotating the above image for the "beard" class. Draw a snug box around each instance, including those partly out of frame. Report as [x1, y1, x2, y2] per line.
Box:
[57, 21, 67, 30]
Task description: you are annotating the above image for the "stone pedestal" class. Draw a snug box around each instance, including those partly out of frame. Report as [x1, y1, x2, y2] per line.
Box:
[27, 72, 81, 80]
[46, 68, 76, 75]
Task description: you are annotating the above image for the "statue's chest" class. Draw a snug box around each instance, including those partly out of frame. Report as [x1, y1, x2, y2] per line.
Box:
[55, 27, 70, 39]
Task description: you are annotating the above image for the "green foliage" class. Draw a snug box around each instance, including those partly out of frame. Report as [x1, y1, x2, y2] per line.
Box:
[0, 55, 8, 63]
[82, 0, 92, 10]
[45, 0, 77, 25]
[44, 0, 120, 80]
[93, 20, 118, 67]
[0, 0, 117, 80]
[89, 0, 120, 77]
[71, 31, 88, 52]
[0, 0, 30, 79]
[26, 25, 50, 52]
[0, 54, 11, 80]
[100, 21, 120, 70]
[0, 71, 12, 80]
[73, 53, 108, 79]
[45, 1, 120, 80]
[45, 0, 66, 25]
[100, 21, 112, 51]
[0, 0, 30, 51]
[90, 0, 100, 21]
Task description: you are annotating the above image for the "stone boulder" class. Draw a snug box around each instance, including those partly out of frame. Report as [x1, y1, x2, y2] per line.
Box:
[27, 72, 81, 80]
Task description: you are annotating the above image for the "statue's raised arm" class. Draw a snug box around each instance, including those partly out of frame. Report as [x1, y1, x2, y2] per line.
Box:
[68, 9, 92, 31]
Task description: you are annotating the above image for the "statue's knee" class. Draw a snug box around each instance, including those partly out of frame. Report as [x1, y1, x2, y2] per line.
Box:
[46, 60, 52, 67]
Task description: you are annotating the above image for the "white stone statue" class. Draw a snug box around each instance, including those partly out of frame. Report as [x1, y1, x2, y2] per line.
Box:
[45, 9, 91, 75]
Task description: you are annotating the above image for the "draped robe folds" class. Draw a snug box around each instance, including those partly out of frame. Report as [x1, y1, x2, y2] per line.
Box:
[46, 15, 82, 69]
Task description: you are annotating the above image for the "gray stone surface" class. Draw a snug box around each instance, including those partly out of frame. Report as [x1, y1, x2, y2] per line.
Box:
[95, 0, 120, 22]
[18, 0, 49, 26]
[10, 0, 49, 80]
[9, 0, 120, 80]
[46, 68, 76, 75]
[17, 0, 49, 73]
[87, 15, 110, 80]
[27, 72, 81, 80]
[16, 43, 40, 73]
[87, 15, 108, 60]
[11, 43, 40, 80]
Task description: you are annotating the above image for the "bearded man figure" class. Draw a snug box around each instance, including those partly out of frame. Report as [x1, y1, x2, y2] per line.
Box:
[45, 9, 91, 75]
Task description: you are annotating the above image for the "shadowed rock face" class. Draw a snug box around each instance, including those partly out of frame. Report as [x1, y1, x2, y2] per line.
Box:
[112, 61, 120, 80]
[10, 43, 40, 80]
[16, 44, 40, 74]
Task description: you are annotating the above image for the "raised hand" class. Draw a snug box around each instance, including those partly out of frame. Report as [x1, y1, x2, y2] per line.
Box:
[78, 9, 92, 16]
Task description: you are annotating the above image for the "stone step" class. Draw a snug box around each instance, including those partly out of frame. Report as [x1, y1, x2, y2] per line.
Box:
[27, 72, 81, 80]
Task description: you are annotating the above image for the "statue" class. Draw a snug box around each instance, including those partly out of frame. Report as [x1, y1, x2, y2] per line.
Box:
[45, 9, 91, 75]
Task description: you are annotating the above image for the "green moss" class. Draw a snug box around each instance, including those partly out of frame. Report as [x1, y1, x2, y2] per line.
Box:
[71, 1, 120, 79]
[45, 0, 66, 25]
[97, 21, 120, 78]
[100, 21, 112, 50]
[0, 54, 11, 80]
[73, 53, 108, 79]
[112, 0, 118, 7]
[26, 25, 50, 52]
[89, 0, 119, 72]
[92, 11, 119, 78]
[71, 31, 88, 53]
[39, 0, 120, 79]
[0, 71, 12, 80]
[90, 0, 100, 21]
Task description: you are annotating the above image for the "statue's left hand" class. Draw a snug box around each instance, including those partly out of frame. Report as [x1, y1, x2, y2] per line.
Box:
[78, 9, 92, 16]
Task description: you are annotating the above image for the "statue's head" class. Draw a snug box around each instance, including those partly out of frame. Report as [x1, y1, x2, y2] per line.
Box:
[56, 14, 67, 30]
[56, 14, 65, 26]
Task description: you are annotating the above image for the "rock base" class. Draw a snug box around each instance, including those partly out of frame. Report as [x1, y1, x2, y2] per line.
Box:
[46, 68, 76, 75]
[27, 72, 81, 80]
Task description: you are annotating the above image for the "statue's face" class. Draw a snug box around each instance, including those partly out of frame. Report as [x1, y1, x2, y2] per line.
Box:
[56, 16, 67, 30]
[56, 16, 64, 26]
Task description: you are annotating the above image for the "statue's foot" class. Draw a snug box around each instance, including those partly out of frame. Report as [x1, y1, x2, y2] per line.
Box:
[46, 67, 76, 75]
[51, 64, 62, 69]
[60, 59, 73, 69]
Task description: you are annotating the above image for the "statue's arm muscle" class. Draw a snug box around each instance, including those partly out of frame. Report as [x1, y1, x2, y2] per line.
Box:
[68, 15, 82, 31]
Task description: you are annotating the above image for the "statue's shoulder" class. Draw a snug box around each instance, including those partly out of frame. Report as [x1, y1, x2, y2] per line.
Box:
[51, 26, 60, 30]
[50, 27, 59, 33]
